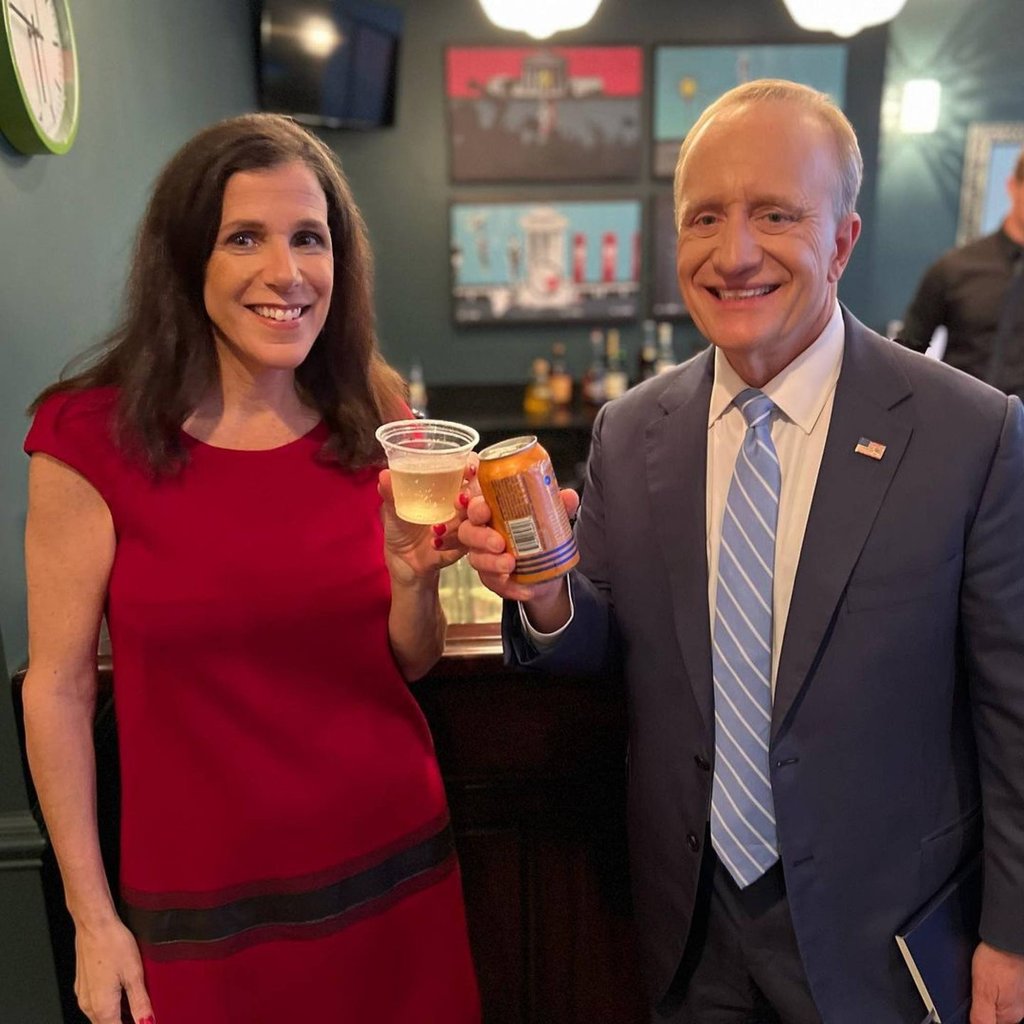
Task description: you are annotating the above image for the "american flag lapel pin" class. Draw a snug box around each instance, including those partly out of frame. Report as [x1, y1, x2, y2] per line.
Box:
[854, 437, 886, 460]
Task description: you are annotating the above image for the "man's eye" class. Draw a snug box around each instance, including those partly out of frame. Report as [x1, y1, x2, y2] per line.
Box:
[693, 214, 717, 228]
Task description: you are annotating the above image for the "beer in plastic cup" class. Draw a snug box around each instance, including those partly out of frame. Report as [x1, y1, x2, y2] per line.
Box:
[375, 419, 479, 524]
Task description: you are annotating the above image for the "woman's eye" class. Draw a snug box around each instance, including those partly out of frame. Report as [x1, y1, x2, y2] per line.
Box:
[295, 231, 327, 247]
[226, 232, 256, 247]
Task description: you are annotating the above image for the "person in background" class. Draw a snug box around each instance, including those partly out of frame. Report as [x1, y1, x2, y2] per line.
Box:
[461, 80, 1024, 1023]
[21, 113, 480, 1024]
[900, 146, 1024, 398]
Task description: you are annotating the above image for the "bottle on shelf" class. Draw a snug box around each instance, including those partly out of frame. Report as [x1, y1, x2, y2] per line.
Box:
[655, 322, 677, 375]
[549, 341, 574, 408]
[408, 361, 429, 417]
[603, 328, 629, 400]
[523, 357, 553, 417]
[637, 319, 659, 384]
[582, 328, 607, 407]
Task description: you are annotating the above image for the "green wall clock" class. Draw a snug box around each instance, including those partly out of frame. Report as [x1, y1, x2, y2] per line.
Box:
[0, 0, 79, 154]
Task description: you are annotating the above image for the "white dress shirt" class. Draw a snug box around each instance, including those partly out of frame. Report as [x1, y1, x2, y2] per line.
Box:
[524, 301, 845, 679]
[707, 301, 844, 692]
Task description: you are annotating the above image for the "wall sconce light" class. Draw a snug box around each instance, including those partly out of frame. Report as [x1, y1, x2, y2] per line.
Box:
[779, 0, 908, 37]
[478, 0, 603, 40]
[899, 79, 942, 134]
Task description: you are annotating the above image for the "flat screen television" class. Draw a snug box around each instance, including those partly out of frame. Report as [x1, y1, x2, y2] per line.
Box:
[259, 0, 403, 129]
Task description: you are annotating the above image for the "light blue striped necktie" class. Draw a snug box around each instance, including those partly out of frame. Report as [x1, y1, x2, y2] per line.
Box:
[711, 388, 780, 888]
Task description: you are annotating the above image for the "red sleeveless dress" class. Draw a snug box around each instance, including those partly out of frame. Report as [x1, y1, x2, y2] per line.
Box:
[26, 388, 480, 1024]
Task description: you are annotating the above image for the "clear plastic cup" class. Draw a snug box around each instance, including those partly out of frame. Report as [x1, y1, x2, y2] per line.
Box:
[375, 419, 480, 524]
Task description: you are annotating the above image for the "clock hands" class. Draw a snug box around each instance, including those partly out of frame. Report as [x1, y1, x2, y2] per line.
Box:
[8, 1, 42, 37]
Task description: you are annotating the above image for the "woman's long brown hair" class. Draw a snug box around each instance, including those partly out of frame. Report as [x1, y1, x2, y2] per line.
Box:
[30, 112, 405, 472]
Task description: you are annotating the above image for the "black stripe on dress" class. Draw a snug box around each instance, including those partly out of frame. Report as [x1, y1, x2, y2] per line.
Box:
[123, 821, 456, 961]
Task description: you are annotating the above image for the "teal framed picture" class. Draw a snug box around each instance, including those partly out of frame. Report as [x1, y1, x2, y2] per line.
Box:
[652, 43, 847, 178]
[450, 198, 642, 325]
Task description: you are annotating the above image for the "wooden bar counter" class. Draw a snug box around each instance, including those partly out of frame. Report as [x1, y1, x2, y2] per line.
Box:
[11, 567, 648, 1023]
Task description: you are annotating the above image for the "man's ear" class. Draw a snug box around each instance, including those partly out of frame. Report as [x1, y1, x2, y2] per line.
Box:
[829, 212, 862, 283]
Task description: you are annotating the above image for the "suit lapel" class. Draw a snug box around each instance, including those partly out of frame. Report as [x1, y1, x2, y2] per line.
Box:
[771, 312, 915, 737]
[646, 351, 715, 737]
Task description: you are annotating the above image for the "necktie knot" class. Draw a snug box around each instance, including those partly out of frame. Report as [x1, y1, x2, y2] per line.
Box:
[736, 388, 774, 432]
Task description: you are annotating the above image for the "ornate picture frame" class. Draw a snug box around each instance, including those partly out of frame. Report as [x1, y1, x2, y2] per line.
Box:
[956, 122, 1024, 245]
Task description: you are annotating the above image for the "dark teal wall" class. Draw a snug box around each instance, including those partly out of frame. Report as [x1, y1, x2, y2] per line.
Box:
[0, 1, 258, 670]
[334, 0, 887, 388]
[869, 0, 1024, 329]
[1, 4, 256, 1014]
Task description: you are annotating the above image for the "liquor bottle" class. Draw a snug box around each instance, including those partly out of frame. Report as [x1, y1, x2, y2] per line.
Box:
[604, 328, 629, 400]
[408, 361, 429, 417]
[655, 322, 677, 375]
[549, 341, 574, 407]
[523, 357, 553, 417]
[637, 319, 659, 384]
[582, 328, 607, 407]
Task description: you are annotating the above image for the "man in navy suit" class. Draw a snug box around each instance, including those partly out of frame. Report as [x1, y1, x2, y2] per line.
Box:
[460, 80, 1024, 1023]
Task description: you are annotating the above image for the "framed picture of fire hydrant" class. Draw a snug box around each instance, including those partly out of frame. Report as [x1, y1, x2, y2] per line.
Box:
[449, 198, 643, 325]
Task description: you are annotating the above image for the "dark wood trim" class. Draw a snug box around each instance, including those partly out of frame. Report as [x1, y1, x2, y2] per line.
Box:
[0, 809, 46, 869]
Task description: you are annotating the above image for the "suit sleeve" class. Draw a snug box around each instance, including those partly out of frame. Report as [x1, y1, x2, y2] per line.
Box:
[963, 396, 1024, 952]
[900, 258, 948, 353]
[502, 403, 619, 679]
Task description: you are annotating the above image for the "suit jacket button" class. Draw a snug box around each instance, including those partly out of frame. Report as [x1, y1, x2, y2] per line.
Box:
[694, 755, 711, 771]
[687, 832, 700, 852]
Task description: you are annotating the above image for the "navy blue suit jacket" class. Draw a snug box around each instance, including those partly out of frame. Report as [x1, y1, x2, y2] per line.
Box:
[505, 310, 1024, 1022]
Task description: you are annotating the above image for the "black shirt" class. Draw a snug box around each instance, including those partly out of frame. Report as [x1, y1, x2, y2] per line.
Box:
[900, 228, 1024, 397]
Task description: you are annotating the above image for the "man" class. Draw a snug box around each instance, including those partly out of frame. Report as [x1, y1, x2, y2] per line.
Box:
[460, 80, 1024, 1023]
[900, 147, 1024, 398]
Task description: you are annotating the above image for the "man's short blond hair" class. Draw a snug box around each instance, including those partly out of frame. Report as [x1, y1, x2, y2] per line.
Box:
[673, 79, 864, 229]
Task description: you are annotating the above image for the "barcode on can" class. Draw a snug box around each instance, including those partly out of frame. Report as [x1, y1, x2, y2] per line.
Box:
[506, 516, 542, 555]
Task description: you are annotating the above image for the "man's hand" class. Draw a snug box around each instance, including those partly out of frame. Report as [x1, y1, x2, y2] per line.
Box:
[970, 941, 1024, 1024]
[457, 489, 579, 633]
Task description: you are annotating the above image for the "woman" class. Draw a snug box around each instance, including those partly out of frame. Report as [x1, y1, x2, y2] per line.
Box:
[22, 113, 480, 1024]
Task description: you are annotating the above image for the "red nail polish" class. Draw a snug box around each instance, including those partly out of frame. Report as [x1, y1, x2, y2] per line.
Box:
[139, 1017, 155, 1024]
[432, 523, 446, 536]
[433, 537, 444, 549]
[458, 492, 470, 508]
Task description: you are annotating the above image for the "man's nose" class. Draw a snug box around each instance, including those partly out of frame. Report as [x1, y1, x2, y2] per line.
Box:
[714, 216, 761, 275]
[264, 239, 301, 289]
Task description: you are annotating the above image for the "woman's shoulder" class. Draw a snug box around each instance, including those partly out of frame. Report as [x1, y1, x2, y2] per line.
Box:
[31, 385, 119, 431]
[25, 386, 123, 483]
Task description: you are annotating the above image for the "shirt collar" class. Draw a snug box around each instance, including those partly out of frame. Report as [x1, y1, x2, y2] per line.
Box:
[708, 301, 845, 435]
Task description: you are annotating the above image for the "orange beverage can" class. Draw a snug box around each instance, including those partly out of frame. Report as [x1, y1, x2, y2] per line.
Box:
[476, 435, 579, 585]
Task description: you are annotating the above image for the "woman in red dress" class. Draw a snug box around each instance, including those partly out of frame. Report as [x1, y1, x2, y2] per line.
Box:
[22, 114, 480, 1024]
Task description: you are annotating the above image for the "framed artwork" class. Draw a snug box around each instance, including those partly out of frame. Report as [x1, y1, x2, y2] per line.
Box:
[445, 45, 643, 182]
[651, 193, 688, 320]
[652, 44, 848, 178]
[450, 198, 642, 325]
[956, 122, 1024, 244]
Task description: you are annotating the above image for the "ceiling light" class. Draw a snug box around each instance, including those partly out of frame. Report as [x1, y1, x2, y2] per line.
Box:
[780, 0, 908, 38]
[478, 0, 603, 40]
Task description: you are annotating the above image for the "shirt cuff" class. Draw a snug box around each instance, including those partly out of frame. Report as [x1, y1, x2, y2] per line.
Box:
[518, 575, 575, 650]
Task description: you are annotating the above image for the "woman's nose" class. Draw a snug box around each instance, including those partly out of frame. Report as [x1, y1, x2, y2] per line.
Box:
[264, 240, 301, 289]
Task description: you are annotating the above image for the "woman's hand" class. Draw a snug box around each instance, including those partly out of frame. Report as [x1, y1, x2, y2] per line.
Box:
[74, 918, 154, 1024]
[377, 459, 477, 587]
